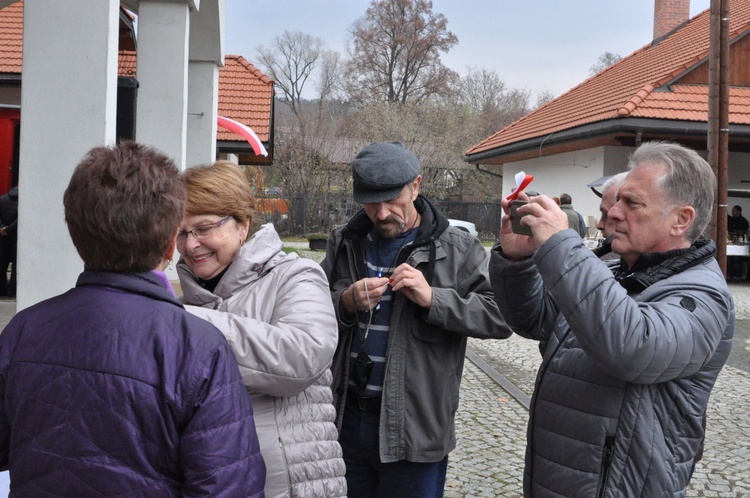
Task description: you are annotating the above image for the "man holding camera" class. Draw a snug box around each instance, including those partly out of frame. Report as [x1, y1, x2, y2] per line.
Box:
[492, 141, 733, 496]
[322, 141, 511, 498]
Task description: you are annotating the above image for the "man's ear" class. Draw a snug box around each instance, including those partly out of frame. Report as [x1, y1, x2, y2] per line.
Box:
[671, 205, 695, 237]
[411, 175, 423, 200]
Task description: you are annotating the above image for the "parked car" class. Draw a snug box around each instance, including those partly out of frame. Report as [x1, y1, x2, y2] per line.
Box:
[448, 219, 478, 238]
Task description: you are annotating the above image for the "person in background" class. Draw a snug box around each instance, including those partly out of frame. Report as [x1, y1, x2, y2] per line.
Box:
[559, 192, 587, 237]
[727, 204, 749, 280]
[727, 204, 749, 235]
[176, 160, 346, 498]
[0, 186, 18, 297]
[551, 196, 561, 206]
[0, 142, 265, 496]
[490, 141, 733, 496]
[592, 172, 627, 260]
[321, 141, 512, 497]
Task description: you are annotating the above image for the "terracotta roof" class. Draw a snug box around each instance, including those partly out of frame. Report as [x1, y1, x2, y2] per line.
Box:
[0, 1, 22, 74]
[217, 55, 273, 143]
[467, 0, 750, 159]
[118, 50, 136, 77]
[1, 1, 273, 147]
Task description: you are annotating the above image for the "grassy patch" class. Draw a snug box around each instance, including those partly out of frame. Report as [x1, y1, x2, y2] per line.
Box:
[281, 236, 307, 243]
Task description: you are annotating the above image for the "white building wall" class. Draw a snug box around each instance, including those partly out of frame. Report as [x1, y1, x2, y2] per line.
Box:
[186, 61, 219, 167]
[185, 0, 225, 170]
[502, 147, 610, 233]
[135, 1, 190, 169]
[501, 145, 750, 237]
[14, 0, 225, 306]
[17, 0, 119, 310]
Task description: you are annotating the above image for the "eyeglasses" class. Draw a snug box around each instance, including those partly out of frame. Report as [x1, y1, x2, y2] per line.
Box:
[176, 216, 234, 243]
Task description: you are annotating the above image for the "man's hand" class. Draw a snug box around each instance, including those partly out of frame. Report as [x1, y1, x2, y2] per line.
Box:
[499, 194, 570, 258]
[390, 263, 433, 309]
[342, 277, 390, 315]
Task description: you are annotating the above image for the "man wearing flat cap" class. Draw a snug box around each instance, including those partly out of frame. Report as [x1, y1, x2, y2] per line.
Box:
[321, 141, 512, 497]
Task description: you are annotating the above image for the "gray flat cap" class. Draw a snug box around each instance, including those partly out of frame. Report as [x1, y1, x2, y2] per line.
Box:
[352, 141, 421, 203]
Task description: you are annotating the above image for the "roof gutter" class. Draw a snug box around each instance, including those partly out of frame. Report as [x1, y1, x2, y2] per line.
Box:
[0, 74, 21, 86]
[465, 118, 750, 164]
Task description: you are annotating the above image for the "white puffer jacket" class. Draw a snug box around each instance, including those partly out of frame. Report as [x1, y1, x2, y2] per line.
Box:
[178, 224, 347, 498]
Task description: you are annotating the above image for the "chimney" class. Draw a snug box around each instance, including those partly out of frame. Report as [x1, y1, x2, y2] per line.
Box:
[653, 0, 690, 41]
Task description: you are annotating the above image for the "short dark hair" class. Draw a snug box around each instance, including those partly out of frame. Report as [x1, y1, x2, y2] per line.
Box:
[63, 141, 186, 272]
[560, 193, 572, 205]
[734, 205, 742, 213]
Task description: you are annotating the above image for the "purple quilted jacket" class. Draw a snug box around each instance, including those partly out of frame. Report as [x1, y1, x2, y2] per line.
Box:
[0, 271, 265, 497]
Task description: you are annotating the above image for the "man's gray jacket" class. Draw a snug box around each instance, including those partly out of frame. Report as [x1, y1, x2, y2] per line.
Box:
[489, 230, 734, 497]
[560, 203, 586, 237]
[321, 196, 512, 463]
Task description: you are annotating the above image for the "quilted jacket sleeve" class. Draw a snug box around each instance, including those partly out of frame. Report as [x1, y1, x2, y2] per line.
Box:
[0, 324, 16, 471]
[500, 230, 734, 384]
[180, 342, 266, 497]
[185, 260, 338, 398]
[489, 242, 560, 341]
[537, 233, 732, 383]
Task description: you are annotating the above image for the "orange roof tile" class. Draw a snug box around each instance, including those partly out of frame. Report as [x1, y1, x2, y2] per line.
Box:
[217, 55, 274, 143]
[467, 0, 750, 159]
[1, 2, 273, 146]
[118, 50, 136, 77]
[0, 1, 22, 74]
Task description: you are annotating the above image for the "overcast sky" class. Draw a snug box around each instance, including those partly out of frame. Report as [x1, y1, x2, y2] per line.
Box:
[225, 0, 711, 101]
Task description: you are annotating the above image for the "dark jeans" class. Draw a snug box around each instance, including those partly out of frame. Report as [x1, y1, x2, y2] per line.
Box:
[728, 256, 745, 279]
[340, 396, 448, 498]
[0, 237, 16, 297]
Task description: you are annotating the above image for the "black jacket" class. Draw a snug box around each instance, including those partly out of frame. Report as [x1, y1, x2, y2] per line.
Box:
[0, 186, 18, 236]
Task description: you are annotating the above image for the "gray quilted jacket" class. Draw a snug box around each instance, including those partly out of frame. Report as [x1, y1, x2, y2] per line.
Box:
[489, 231, 733, 498]
[178, 224, 347, 498]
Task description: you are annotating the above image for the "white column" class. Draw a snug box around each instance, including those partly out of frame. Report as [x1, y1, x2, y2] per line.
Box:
[186, 61, 219, 168]
[186, 0, 225, 168]
[135, 1, 190, 170]
[17, 0, 119, 310]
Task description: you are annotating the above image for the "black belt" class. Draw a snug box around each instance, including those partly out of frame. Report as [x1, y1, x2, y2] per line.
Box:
[348, 391, 382, 412]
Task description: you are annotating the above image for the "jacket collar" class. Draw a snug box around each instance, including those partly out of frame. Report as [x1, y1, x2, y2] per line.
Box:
[76, 270, 182, 307]
[339, 195, 449, 286]
[615, 239, 716, 292]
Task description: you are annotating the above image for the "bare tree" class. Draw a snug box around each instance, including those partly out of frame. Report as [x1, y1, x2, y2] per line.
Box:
[447, 67, 531, 142]
[256, 31, 325, 116]
[534, 88, 556, 108]
[344, 0, 458, 104]
[316, 50, 343, 103]
[339, 101, 504, 200]
[589, 51, 622, 76]
[457, 66, 507, 115]
[264, 100, 355, 234]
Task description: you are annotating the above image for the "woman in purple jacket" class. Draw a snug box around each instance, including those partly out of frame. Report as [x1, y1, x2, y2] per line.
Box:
[0, 142, 265, 497]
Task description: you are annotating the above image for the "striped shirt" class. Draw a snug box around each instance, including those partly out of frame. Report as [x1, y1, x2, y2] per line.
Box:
[349, 227, 417, 397]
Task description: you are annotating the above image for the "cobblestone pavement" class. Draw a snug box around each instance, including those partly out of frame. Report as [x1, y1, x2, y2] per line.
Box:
[445, 282, 750, 497]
